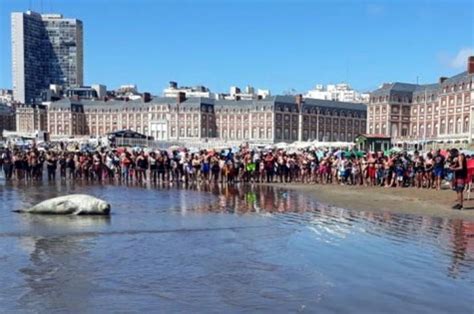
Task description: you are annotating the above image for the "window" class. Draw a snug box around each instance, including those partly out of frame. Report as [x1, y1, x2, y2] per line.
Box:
[276, 128, 282, 139]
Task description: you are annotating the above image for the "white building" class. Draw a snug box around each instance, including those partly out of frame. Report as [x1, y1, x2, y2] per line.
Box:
[0, 89, 14, 104]
[162, 82, 271, 101]
[163, 81, 217, 99]
[115, 84, 142, 100]
[305, 83, 369, 103]
[223, 85, 271, 100]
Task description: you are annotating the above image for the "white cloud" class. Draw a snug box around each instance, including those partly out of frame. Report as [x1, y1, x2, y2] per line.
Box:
[448, 47, 474, 69]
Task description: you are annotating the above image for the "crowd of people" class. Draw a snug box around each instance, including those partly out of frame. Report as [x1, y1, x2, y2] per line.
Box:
[0, 143, 470, 209]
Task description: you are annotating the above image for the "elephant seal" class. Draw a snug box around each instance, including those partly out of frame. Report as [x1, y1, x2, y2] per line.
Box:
[14, 194, 111, 215]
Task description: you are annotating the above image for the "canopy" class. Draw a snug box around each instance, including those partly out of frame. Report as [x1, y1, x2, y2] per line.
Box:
[108, 129, 152, 140]
[274, 142, 288, 149]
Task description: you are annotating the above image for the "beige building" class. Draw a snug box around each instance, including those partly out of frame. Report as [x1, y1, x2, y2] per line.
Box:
[368, 56, 474, 146]
[15, 104, 47, 133]
[48, 101, 87, 137]
[46, 94, 366, 143]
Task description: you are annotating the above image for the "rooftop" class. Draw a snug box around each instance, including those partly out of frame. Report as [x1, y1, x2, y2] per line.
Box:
[50, 95, 367, 112]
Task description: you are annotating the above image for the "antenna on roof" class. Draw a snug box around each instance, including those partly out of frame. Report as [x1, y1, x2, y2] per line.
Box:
[416, 76, 419, 85]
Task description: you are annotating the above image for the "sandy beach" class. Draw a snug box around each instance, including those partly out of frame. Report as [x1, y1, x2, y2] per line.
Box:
[267, 183, 474, 221]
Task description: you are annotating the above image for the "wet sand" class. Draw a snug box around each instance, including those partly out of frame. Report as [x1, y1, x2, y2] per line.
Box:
[267, 183, 474, 221]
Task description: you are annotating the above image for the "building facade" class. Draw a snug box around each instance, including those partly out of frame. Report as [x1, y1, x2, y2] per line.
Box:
[15, 104, 47, 133]
[48, 101, 87, 136]
[367, 56, 474, 145]
[11, 11, 83, 104]
[46, 95, 367, 143]
[0, 103, 16, 136]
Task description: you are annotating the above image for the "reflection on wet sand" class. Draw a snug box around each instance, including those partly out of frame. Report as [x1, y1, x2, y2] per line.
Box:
[16, 216, 110, 312]
[1, 179, 473, 313]
[449, 220, 474, 278]
[187, 183, 474, 276]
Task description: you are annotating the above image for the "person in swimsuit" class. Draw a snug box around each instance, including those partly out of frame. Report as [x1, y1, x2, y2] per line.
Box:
[450, 148, 467, 210]
[367, 153, 376, 186]
[433, 150, 445, 191]
[424, 152, 434, 189]
[413, 151, 424, 188]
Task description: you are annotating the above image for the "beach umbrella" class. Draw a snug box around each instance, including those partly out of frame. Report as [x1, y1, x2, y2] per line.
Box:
[206, 148, 215, 156]
[461, 149, 474, 156]
[168, 145, 181, 151]
[188, 147, 199, 154]
[341, 150, 354, 158]
[275, 142, 288, 149]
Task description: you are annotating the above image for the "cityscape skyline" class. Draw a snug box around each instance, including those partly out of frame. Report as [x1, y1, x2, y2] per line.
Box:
[0, 0, 473, 95]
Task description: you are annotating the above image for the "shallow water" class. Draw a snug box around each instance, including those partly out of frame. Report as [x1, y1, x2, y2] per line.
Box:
[0, 180, 473, 313]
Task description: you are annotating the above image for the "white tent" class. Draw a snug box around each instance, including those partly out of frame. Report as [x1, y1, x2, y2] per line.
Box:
[274, 142, 288, 149]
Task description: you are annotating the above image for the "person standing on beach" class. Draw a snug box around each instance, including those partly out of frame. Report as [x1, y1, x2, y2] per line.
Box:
[1, 149, 13, 180]
[450, 148, 467, 210]
[46, 152, 57, 181]
[433, 150, 445, 190]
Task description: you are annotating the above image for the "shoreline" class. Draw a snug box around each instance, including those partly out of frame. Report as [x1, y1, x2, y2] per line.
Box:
[265, 182, 474, 221]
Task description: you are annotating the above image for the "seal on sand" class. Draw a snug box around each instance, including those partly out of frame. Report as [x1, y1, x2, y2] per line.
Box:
[14, 194, 111, 215]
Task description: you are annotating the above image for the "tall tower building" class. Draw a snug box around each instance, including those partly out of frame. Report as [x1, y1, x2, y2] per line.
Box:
[11, 11, 83, 104]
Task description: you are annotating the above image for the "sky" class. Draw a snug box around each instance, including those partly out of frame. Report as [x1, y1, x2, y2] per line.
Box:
[0, 0, 473, 95]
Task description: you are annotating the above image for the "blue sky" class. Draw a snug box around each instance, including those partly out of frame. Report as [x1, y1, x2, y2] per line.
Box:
[0, 0, 473, 95]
